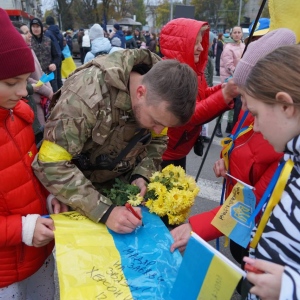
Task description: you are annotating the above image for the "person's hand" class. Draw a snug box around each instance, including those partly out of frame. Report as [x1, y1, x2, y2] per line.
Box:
[170, 223, 192, 253]
[243, 257, 284, 300]
[213, 158, 227, 178]
[105, 206, 143, 233]
[131, 177, 147, 197]
[32, 83, 40, 92]
[51, 197, 69, 214]
[48, 64, 56, 71]
[221, 79, 239, 104]
[32, 217, 55, 247]
[48, 91, 53, 100]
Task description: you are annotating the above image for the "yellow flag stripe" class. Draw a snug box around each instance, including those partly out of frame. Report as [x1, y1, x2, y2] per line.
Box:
[51, 212, 133, 300]
[197, 254, 242, 300]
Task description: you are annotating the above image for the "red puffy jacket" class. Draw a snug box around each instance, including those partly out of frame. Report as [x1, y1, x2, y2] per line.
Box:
[160, 18, 233, 160]
[189, 111, 283, 241]
[0, 101, 53, 288]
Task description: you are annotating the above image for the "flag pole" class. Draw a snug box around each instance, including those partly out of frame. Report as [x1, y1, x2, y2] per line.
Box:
[194, 0, 268, 182]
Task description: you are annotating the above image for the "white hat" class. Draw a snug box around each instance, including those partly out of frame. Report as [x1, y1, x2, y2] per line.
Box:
[89, 24, 104, 40]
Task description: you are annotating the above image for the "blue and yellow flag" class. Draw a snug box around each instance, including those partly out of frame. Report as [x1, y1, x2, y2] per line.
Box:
[211, 182, 256, 248]
[36, 72, 55, 87]
[61, 45, 77, 79]
[51, 207, 182, 300]
[171, 232, 245, 300]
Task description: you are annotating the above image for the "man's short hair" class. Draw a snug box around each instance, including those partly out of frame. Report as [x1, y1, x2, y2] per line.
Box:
[46, 16, 55, 25]
[142, 60, 197, 125]
[14, 27, 24, 34]
[11, 21, 26, 29]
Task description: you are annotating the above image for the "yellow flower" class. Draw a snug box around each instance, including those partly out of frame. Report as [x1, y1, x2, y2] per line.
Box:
[165, 189, 195, 214]
[152, 198, 167, 216]
[167, 213, 187, 225]
[150, 171, 162, 182]
[145, 199, 154, 210]
[144, 164, 200, 225]
[185, 175, 200, 196]
[127, 194, 143, 206]
[148, 182, 167, 196]
[162, 165, 185, 179]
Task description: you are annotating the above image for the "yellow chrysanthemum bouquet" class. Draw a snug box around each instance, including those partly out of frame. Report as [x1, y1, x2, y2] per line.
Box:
[104, 165, 199, 225]
[141, 165, 200, 225]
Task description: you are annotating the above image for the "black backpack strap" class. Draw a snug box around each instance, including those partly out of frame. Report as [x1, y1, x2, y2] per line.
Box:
[106, 128, 149, 170]
[72, 129, 150, 171]
[94, 51, 109, 57]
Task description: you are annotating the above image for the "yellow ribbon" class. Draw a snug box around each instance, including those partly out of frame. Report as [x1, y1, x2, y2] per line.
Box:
[250, 159, 294, 249]
[39, 140, 73, 162]
[221, 125, 253, 170]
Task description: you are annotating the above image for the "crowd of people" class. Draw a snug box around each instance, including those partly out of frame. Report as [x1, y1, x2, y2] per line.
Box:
[0, 6, 299, 300]
[75, 23, 159, 64]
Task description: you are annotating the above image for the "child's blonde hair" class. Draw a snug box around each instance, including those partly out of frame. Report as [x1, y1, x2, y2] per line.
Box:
[245, 45, 300, 108]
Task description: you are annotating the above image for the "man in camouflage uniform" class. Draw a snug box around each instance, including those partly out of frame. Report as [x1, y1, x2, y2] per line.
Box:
[33, 49, 198, 233]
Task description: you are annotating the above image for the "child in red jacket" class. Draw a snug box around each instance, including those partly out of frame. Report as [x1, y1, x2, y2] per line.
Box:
[0, 9, 66, 298]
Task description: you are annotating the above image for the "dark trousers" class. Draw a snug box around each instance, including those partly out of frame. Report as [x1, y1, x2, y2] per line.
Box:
[161, 156, 187, 171]
[80, 47, 85, 64]
[82, 47, 91, 62]
[50, 69, 58, 93]
[56, 58, 63, 90]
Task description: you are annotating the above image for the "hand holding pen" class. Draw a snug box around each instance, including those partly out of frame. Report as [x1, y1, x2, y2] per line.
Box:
[125, 203, 144, 227]
[243, 257, 284, 300]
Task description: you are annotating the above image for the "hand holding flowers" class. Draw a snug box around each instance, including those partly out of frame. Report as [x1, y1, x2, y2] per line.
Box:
[103, 165, 200, 225]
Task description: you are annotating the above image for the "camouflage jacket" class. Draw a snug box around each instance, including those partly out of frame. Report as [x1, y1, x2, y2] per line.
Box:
[32, 49, 167, 223]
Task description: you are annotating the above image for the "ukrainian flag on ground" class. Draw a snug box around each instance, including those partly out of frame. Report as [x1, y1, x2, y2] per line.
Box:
[51, 207, 182, 300]
[171, 232, 245, 300]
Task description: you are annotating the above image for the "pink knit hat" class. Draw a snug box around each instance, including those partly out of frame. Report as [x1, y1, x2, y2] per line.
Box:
[233, 28, 296, 87]
[0, 8, 34, 80]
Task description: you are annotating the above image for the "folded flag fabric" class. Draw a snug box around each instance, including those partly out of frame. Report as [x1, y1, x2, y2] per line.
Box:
[269, 0, 300, 42]
[211, 182, 256, 248]
[51, 207, 182, 300]
[36, 72, 55, 87]
[171, 232, 245, 300]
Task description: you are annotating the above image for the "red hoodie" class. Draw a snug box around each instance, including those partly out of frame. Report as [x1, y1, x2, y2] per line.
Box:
[160, 18, 233, 160]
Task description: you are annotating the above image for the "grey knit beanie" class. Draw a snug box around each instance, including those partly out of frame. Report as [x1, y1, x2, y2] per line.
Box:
[89, 24, 104, 40]
[233, 28, 296, 87]
[111, 37, 121, 47]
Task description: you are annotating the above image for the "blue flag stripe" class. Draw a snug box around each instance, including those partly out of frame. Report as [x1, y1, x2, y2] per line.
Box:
[171, 236, 214, 299]
[109, 207, 182, 300]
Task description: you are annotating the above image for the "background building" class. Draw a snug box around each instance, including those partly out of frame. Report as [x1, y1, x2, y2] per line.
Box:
[1, 0, 42, 24]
